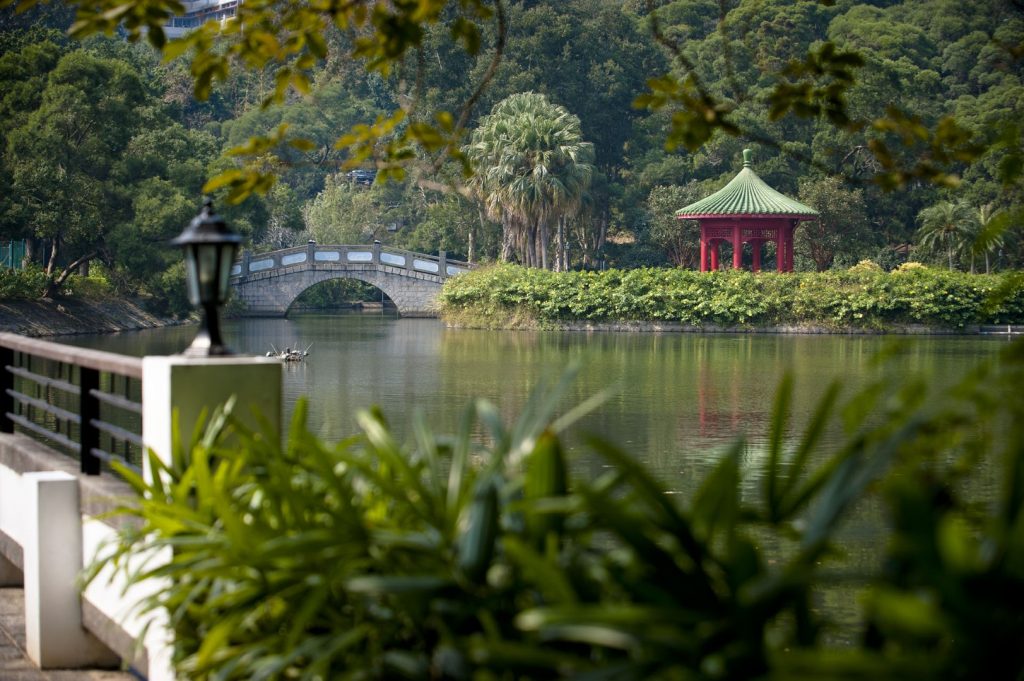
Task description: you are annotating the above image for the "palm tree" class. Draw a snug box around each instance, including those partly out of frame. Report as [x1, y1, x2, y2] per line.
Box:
[464, 93, 594, 269]
[916, 201, 974, 271]
[969, 203, 1004, 274]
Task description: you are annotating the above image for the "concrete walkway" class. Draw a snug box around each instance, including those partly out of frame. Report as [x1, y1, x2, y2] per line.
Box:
[0, 588, 137, 681]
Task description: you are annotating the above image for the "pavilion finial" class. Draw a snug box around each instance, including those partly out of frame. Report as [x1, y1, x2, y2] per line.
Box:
[742, 148, 752, 168]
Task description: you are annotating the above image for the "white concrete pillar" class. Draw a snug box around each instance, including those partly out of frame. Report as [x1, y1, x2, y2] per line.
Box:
[142, 355, 283, 480]
[136, 355, 282, 680]
[23, 471, 117, 668]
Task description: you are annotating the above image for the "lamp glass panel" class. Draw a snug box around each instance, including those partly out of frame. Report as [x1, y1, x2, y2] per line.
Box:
[183, 246, 201, 306]
[216, 244, 239, 304]
[197, 243, 219, 302]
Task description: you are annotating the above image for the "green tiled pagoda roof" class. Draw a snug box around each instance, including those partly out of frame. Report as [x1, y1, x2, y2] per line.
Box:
[676, 150, 818, 218]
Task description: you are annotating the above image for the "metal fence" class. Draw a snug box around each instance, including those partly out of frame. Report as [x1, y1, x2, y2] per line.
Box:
[0, 241, 26, 270]
[0, 333, 143, 475]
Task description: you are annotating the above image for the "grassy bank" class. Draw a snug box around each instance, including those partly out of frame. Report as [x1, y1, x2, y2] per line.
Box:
[439, 263, 1024, 331]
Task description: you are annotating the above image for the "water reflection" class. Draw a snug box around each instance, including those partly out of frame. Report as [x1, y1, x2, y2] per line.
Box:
[59, 315, 1009, 641]
[61, 315, 1005, 496]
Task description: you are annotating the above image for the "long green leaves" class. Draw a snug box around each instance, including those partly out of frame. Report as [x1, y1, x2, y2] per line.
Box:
[89, 341, 1024, 679]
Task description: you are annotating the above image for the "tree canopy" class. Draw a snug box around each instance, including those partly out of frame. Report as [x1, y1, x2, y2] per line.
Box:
[0, 0, 1021, 302]
[465, 92, 594, 269]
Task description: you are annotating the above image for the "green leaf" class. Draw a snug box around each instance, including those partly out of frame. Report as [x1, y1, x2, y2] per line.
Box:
[345, 575, 450, 594]
[765, 373, 794, 520]
[691, 441, 741, 544]
[201, 169, 245, 193]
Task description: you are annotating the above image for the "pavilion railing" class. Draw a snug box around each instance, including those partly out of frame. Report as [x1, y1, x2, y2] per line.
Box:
[0, 332, 143, 476]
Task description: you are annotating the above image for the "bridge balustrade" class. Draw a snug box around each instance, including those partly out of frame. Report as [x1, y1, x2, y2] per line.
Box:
[230, 243, 472, 281]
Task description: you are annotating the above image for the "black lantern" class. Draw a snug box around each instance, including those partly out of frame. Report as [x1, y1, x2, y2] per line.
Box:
[172, 198, 243, 356]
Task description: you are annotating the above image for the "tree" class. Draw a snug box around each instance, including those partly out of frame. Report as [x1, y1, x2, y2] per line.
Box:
[7, 0, 1017, 213]
[796, 176, 873, 271]
[465, 92, 594, 270]
[3, 48, 148, 295]
[916, 200, 975, 271]
[397, 195, 488, 262]
[258, 184, 304, 251]
[0, 38, 223, 305]
[303, 175, 388, 246]
[967, 202, 1005, 274]
[2, 0, 1021, 278]
[644, 183, 703, 268]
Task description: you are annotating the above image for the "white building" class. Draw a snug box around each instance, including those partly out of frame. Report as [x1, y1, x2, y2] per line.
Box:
[164, 0, 239, 39]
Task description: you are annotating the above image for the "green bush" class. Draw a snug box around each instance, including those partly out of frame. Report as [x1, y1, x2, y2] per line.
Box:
[143, 261, 193, 317]
[93, 344, 1024, 680]
[439, 264, 1024, 330]
[61, 271, 116, 299]
[0, 264, 47, 299]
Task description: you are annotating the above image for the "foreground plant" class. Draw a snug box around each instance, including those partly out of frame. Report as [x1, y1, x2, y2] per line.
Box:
[92, 343, 1024, 679]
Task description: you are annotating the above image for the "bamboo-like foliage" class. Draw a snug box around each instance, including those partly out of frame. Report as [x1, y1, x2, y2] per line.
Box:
[91, 342, 1024, 679]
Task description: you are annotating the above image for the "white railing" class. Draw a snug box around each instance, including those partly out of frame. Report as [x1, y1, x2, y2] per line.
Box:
[0, 335, 283, 679]
[230, 242, 473, 281]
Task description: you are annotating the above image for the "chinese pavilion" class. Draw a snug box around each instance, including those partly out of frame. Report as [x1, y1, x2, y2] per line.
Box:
[676, 150, 818, 272]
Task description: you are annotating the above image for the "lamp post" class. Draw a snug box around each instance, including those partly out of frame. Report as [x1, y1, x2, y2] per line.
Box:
[172, 198, 243, 356]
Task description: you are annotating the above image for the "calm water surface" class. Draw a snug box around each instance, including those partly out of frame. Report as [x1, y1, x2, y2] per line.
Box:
[60, 314, 1009, 639]
[62, 314, 1007, 491]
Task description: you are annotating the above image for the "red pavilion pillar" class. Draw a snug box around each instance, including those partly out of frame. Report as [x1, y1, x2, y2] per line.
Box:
[775, 226, 785, 272]
[700, 230, 708, 272]
[784, 222, 795, 272]
[710, 240, 720, 270]
[732, 224, 742, 270]
[752, 240, 762, 272]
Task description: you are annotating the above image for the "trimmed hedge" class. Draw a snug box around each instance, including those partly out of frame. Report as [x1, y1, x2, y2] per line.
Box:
[439, 263, 1024, 330]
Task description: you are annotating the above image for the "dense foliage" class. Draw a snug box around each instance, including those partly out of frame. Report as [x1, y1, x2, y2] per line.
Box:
[1, 1, 1021, 303]
[465, 92, 595, 270]
[440, 263, 1024, 329]
[94, 342, 1024, 679]
[0, 263, 48, 299]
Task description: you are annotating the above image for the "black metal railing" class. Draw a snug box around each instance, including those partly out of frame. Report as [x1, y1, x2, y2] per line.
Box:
[0, 333, 143, 475]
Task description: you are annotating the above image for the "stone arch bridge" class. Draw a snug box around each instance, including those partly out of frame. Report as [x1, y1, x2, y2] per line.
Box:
[230, 242, 472, 317]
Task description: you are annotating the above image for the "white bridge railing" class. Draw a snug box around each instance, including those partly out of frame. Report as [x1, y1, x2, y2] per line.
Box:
[0, 333, 283, 679]
[230, 242, 473, 282]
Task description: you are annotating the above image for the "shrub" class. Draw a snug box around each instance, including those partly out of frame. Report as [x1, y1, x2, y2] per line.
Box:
[0, 264, 47, 299]
[848, 259, 883, 273]
[143, 261, 193, 317]
[92, 344, 1024, 680]
[61, 272, 116, 299]
[440, 265, 1024, 330]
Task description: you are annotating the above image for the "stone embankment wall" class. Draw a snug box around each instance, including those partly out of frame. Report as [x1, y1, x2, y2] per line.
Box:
[0, 299, 184, 337]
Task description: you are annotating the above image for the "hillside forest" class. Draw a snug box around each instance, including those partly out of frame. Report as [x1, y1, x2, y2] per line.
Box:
[1, 0, 1022, 313]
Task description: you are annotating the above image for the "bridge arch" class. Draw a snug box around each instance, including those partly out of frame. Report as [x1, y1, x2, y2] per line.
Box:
[288, 273, 396, 313]
[229, 243, 471, 318]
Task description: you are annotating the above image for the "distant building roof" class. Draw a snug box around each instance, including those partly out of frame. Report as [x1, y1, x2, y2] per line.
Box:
[676, 150, 818, 219]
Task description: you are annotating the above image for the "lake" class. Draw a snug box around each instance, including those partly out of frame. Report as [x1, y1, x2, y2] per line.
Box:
[58, 314, 1014, 640]
[60, 313, 1008, 494]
